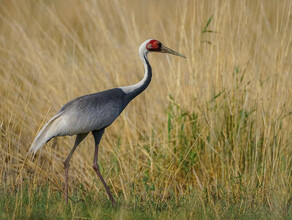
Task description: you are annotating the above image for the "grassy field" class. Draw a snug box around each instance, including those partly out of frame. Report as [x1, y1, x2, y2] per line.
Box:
[0, 0, 291, 219]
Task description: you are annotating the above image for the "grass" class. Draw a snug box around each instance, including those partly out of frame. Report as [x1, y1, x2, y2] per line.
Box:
[0, 0, 292, 219]
[1, 184, 286, 219]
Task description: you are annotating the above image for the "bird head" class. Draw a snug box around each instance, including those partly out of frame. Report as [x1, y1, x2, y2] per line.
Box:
[144, 39, 186, 58]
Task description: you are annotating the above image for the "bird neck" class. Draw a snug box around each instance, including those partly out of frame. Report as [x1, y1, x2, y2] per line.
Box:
[120, 50, 152, 102]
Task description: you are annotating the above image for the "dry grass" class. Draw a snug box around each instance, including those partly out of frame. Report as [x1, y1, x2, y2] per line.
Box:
[0, 0, 291, 218]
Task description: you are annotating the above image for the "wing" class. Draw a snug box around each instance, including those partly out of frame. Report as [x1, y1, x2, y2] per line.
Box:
[58, 88, 127, 133]
[29, 88, 127, 154]
[29, 111, 65, 154]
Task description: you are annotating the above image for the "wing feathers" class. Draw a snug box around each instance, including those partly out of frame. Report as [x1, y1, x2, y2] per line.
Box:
[29, 112, 64, 154]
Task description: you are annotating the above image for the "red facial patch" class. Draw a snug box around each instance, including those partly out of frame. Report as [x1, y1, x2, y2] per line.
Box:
[146, 40, 162, 51]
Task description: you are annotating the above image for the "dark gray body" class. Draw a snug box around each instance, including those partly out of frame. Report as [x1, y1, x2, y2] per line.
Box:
[58, 88, 127, 135]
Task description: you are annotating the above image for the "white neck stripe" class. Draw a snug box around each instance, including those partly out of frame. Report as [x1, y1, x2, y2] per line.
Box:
[119, 40, 152, 94]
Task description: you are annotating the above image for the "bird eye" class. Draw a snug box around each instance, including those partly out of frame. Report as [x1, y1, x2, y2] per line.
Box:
[146, 43, 152, 50]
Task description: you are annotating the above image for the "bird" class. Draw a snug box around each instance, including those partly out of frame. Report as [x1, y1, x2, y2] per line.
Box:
[29, 39, 186, 206]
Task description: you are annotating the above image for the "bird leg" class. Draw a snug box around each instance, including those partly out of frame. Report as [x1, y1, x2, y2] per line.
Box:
[92, 129, 116, 206]
[63, 133, 88, 204]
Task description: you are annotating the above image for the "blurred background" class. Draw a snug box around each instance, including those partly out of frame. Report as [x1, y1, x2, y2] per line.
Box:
[0, 0, 291, 217]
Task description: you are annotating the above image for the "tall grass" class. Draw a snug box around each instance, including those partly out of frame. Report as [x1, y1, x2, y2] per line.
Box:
[0, 0, 291, 218]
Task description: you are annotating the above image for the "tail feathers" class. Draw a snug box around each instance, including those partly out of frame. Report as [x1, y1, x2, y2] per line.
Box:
[29, 112, 64, 155]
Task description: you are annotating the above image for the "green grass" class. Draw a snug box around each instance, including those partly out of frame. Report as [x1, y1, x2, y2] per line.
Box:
[2, 184, 290, 219]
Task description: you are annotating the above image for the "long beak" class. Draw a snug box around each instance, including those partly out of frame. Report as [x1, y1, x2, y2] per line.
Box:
[161, 44, 186, 58]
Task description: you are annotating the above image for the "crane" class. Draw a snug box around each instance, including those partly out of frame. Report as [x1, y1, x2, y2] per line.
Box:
[29, 39, 186, 206]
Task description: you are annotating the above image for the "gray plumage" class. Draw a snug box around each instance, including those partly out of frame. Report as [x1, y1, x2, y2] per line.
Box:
[59, 88, 127, 135]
